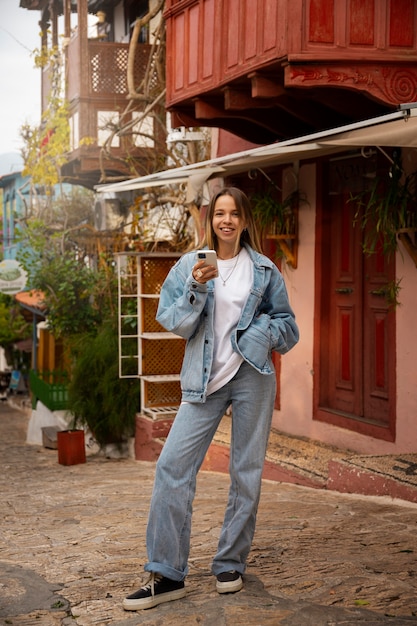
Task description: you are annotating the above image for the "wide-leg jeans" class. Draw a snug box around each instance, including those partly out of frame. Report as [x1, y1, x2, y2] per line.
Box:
[144, 360, 276, 581]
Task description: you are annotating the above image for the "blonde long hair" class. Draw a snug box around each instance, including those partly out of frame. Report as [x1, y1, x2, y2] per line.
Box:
[200, 187, 263, 255]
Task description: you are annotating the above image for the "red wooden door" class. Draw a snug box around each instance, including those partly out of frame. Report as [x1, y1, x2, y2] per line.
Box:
[316, 156, 396, 440]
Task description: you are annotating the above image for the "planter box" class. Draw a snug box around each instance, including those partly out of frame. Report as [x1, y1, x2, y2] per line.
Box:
[57, 429, 86, 466]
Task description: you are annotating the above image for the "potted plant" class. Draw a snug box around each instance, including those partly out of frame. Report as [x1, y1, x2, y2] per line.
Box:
[251, 189, 300, 237]
[251, 188, 306, 268]
[66, 320, 139, 451]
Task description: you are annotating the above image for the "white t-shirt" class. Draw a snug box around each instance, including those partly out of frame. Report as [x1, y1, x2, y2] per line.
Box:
[206, 247, 253, 395]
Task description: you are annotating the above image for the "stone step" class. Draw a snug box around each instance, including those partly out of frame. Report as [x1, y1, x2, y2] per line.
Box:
[209, 416, 417, 503]
[327, 454, 417, 503]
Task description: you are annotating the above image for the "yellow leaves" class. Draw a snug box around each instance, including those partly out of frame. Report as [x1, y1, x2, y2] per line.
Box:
[22, 99, 70, 189]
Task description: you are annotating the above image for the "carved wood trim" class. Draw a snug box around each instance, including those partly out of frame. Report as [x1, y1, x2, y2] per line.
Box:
[285, 63, 417, 107]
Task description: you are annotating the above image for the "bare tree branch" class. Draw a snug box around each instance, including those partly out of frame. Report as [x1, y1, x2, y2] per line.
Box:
[128, 0, 165, 98]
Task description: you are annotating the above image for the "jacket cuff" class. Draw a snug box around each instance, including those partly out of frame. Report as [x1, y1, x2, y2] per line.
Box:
[187, 274, 208, 292]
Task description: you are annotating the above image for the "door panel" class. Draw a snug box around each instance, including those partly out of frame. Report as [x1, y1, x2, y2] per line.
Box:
[328, 190, 363, 415]
[363, 240, 394, 420]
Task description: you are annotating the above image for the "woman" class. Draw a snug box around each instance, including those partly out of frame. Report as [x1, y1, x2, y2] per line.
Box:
[123, 187, 299, 611]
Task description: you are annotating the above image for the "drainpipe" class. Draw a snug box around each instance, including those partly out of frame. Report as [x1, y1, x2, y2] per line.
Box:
[32, 314, 38, 372]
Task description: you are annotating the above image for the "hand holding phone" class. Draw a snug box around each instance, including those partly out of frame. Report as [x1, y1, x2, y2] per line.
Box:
[195, 250, 218, 271]
[194, 250, 218, 283]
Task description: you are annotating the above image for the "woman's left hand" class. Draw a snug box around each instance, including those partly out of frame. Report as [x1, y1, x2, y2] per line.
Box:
[192, 260, 218, 284]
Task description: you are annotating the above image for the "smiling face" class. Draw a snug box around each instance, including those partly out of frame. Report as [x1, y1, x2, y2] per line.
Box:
[212, 193, 247, 256]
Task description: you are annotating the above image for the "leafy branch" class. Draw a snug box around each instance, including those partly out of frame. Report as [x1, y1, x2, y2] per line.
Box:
[21, 46, 70, 197]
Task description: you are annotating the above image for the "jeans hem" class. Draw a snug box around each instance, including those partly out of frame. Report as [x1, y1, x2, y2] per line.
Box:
[211, 562, 245, 577]
[144, 561, 187, 582]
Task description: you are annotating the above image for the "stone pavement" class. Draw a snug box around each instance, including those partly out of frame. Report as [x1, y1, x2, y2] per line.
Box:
[1, 401, 417, 626]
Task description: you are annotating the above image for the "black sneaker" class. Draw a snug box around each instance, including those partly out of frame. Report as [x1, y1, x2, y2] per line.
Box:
[123, 573, 186, 610]
[216, 570, 243, 594]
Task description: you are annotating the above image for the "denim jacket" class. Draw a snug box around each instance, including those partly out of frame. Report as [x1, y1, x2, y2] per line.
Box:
[156, 244, 299, 403]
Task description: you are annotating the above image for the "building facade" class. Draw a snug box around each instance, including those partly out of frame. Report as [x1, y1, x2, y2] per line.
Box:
[21, 0, 417, 456]
[162, 0, 417, 455]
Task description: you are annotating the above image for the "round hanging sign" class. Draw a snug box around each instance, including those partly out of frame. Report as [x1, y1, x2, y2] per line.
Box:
[0, 260, 28, 295]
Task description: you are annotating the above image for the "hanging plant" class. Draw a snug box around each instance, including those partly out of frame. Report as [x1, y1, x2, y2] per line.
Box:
[251, 189, 306, 236]
[350, 153, 417, 257]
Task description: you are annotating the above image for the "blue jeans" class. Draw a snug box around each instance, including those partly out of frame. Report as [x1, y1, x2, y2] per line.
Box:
[144, 360, 276, 581]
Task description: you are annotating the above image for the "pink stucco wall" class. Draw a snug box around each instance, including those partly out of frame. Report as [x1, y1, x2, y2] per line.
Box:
[273, 162, 417, 455]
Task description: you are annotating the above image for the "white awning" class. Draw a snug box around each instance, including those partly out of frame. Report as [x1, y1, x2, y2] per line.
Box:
[98, 165, 226, 193]
[97, 105, 417, 195]
[320, 109, 417, 149]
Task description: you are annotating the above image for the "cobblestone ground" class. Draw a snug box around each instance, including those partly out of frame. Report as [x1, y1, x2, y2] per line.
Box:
[1, 401, 417, 625]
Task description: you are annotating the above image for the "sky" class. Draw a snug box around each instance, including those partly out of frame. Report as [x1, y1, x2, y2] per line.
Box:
[0, 3, 41, 156]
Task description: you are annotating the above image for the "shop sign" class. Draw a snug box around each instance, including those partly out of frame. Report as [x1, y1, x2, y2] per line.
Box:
[0, 260, 28, 294]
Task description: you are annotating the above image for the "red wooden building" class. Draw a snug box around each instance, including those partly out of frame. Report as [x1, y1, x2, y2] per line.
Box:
[153, 0, 417, 457]
[164, 0, 416, 143]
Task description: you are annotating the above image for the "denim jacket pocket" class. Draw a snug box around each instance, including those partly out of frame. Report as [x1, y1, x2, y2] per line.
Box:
[237, 315, 272, 372]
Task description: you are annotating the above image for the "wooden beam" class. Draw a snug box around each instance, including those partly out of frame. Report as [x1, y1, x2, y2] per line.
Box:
[64, 0, 72, 38]
[169, 109, 199, 129]
[248, 72, 285, 99]
[77, 0, 89, 98]
[223, 87, 278, 111]
[223, 88, 255, 110]
[194, 99, 231, 119]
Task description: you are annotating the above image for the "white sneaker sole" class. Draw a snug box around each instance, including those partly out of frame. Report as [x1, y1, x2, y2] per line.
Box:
[123, 587, 186, 611]
[216, 576, 243, 594]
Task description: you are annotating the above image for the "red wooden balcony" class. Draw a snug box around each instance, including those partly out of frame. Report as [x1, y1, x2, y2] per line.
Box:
[164, 0, 417, 144]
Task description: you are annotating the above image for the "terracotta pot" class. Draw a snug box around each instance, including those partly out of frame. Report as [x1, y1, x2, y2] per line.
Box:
[57, 429, 86, 466]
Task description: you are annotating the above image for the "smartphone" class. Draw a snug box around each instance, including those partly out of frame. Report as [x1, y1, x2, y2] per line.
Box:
[196, 250, 218, 271]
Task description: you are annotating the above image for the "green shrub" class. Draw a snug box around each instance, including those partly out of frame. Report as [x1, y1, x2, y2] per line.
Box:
[67, 321, 139, 446]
